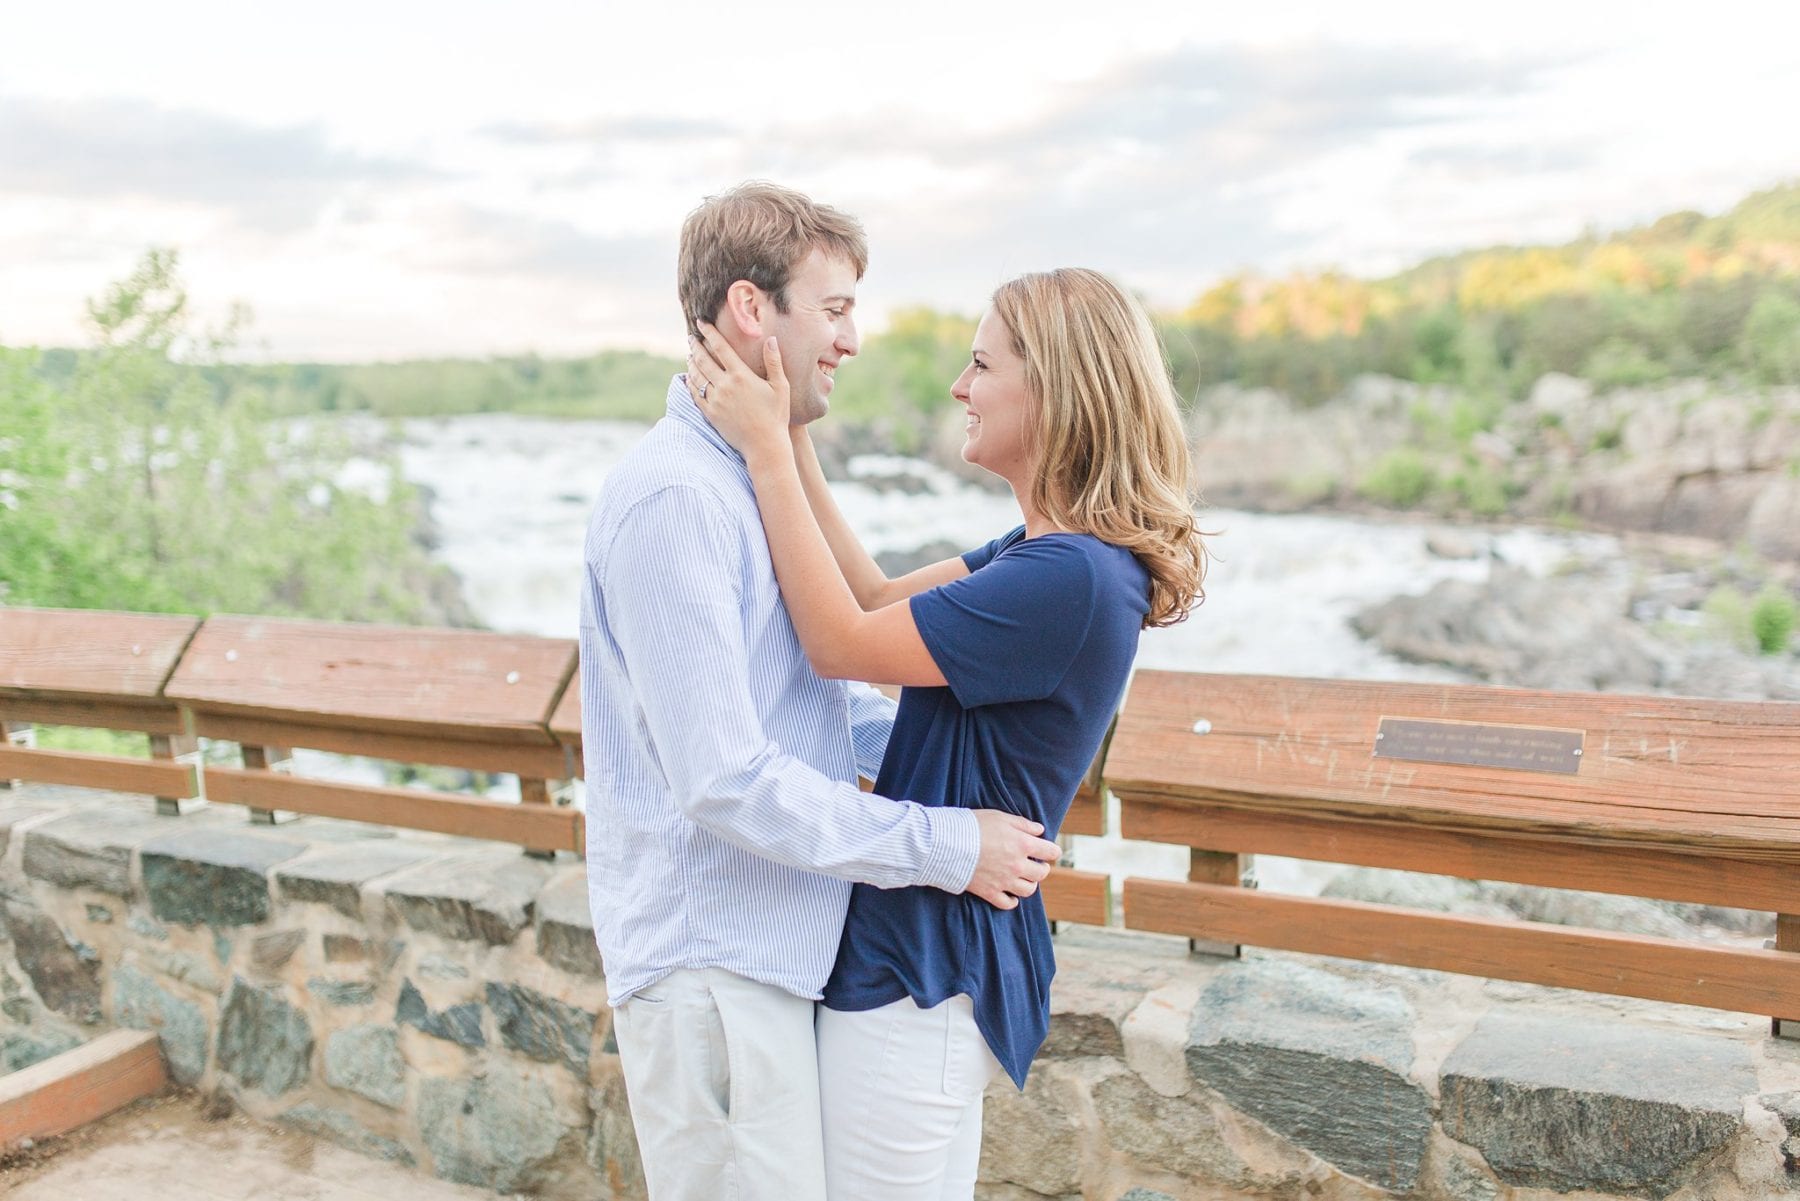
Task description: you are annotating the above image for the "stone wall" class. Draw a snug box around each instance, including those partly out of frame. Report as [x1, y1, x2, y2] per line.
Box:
[4, 783, 1799, 1200]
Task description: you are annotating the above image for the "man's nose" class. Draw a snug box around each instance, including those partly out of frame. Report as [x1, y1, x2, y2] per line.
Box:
[837, 319, 860, 358]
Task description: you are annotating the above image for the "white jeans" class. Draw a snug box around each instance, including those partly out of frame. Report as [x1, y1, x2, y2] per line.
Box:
[612, 967, 827, 1201]
[816, 994, 1004, 1201]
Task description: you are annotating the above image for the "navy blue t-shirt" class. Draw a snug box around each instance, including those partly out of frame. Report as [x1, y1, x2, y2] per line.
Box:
[822, 527, 1149, 1087]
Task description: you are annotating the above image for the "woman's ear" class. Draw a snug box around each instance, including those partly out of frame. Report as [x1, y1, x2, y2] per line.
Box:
[722, 280, 765, 338]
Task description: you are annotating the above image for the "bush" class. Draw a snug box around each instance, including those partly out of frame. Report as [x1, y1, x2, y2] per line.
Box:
[1360, 448, 1437, 508]
[1751, 585, 1798, 655]
[1744, 290, 1800, 386]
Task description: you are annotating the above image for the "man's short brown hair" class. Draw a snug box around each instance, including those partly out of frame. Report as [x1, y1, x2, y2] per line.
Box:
[677, 181, 869, 336]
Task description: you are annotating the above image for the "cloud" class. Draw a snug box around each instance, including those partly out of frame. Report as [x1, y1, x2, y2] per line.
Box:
[392, 203, 671, 286]
[0, 94, 442, 231]
[647, 40, 1585, 306]
[481, 115, 739, 145]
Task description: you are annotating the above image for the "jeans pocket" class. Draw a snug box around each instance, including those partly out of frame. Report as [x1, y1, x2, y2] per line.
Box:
[940, 996, 994, 1102]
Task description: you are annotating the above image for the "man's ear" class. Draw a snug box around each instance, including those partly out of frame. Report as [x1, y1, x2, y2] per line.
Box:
[721, 281, 765, 338]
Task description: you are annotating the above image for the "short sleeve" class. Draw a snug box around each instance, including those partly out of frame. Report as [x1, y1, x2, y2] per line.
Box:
[911, 535, 1098, 709]
[960, 525, 1025, 575]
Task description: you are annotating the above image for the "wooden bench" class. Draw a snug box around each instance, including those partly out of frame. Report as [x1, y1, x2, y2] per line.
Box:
[163, 616, 583, 854]
[0, 608, 202, 813]
[1104, 670, 1800, 1034]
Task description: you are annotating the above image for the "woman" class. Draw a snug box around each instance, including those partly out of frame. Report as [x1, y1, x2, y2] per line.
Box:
[688, 267, 1206, 1199]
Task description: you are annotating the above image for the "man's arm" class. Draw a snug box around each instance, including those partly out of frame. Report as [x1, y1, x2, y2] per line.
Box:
[845, 680, 896, 784]
[601, 485, 1055, 906]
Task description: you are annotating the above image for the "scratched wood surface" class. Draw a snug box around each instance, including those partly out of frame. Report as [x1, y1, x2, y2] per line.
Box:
[0, 609, 198, 703]
[165, 617, 576, 744]
[1107, 670, 1800, 860]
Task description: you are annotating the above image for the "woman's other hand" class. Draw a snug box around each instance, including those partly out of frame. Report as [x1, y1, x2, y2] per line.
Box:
[690, 322, 791, 465]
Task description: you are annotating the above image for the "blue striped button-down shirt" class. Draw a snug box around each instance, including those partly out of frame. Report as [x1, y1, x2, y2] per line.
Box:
[580, 375, 982, 1006]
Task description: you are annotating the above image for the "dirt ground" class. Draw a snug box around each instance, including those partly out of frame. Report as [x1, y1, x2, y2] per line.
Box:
[0, 1091, 502, 1200]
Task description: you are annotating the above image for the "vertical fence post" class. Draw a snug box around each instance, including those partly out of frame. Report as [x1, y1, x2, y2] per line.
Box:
[149, 731, 204, 816]
[1775, 914, 1800, 1039]
[241, 743, 297, 823]
[1, 723, 32, 789]
[519, 776, 559, 859]
[1187, 849, 1250, 958]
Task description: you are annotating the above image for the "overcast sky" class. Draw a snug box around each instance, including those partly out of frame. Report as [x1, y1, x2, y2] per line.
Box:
[3, 1, 1796, 361]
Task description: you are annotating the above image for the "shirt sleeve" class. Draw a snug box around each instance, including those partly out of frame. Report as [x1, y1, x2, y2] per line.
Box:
[960, 525, 1023, 574]
[600, 485, 978, 892]
[911, 535, 1098, 710]
[844, 681, 897, 781]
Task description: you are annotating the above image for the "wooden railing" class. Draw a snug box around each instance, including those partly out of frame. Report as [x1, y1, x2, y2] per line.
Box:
[4, 607, 1797, 1034]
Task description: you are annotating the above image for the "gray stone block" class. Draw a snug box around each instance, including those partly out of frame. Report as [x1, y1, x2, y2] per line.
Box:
[585, 1072, 647, 1200]
[281, 1103, 416, 1166]
[0, 898, 102, 1024]
[1765, 1090, 1800, 1173]
[1042, 975, 1140, 1060]
[418, 1064, 569, 1192]
[487, 982, 593, 1075]
[397, 979, 486, 1048]
[978, 1070, 1085, 1196]
[85, 903, 114, 924]
[142, 947, 221, 994]
[1185, 957, 1431, 1193]
[1, 1028, 81, 1073]
[252, 929, 305, 972]
[1093, 1070, 1256, 1188]
[0, 967, 33, 1022]
[322, 934, 374, 963]
[416, 954, 469, 981]
[308, 977, 376, 1007]
[217, 976, 313, 1096]
[114, 963, 207, 1084]
[535, 869, 602, 977]
[141, 829, 304, 927]
[325, 1024, 406, 1109]
[1440, 1010, 1755, 1198]
[276, 844, 435, 919]
[22, 810, 166, 897]
[1118, 1191, 1176, 1201]
[384, 851, 552, 945]
[127, 912, 168, 941]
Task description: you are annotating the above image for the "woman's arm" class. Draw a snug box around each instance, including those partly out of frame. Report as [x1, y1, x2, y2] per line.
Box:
[691, 325, 948, 687]
[789, 426, 968, 609]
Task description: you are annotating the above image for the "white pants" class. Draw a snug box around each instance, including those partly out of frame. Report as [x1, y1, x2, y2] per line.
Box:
[612, 967, 827, 1201]
[817, 994, 1004, 1201]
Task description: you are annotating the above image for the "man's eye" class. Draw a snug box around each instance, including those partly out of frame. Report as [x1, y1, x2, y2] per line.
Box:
[827, 308, 845, 319]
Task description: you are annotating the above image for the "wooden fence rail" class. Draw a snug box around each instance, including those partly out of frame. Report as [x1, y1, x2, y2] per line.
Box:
[3, 608, 1797, 1033]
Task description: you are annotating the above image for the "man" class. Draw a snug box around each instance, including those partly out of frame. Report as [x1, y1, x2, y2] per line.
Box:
[579, 181, 1060, 1200]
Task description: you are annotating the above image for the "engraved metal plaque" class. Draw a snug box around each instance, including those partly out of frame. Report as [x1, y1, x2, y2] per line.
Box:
[1373, 717, 1584, 775]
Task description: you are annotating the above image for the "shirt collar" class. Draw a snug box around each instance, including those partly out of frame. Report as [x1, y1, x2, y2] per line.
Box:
[665, 372, 746, 464]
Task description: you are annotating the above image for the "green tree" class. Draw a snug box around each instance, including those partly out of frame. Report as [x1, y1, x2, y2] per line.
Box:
[1744, 289, 1800, 385]
[0, 349, 89, 604]
[13, 249, 457, 623]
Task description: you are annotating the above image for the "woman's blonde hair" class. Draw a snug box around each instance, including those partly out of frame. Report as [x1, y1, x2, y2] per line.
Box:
[990, 268, 1208, 627]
